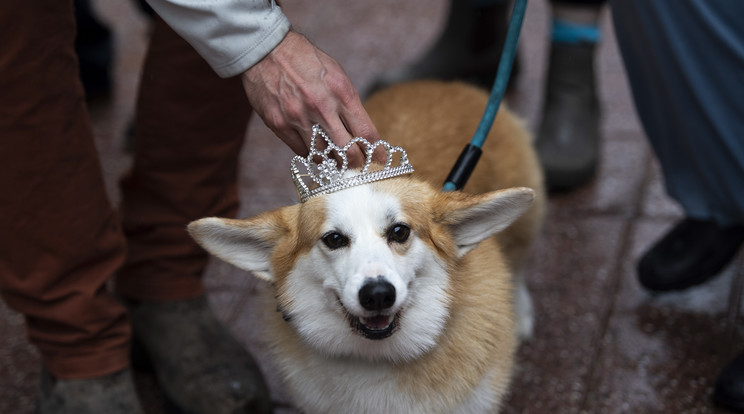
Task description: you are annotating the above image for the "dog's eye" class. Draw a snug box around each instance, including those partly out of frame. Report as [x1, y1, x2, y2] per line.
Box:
[322, 232, 349, 249]
[387, 223, 410, 244]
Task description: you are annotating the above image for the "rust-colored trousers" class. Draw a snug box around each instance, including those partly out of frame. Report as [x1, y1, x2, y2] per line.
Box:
[0, 1, 250, 379]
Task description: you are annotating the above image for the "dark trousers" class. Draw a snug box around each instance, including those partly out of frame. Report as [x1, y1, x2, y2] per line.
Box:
[0, 1, 250, 379]
[611, 0, 744, 226]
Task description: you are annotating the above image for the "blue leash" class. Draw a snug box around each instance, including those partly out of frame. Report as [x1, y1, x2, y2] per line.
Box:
[443, 0, 528, 191]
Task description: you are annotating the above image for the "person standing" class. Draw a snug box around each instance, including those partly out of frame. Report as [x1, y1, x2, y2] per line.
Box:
[611, 1, 744, 411]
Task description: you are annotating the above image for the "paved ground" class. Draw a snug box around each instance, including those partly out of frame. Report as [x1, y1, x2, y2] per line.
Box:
[2, 1, 743, 413]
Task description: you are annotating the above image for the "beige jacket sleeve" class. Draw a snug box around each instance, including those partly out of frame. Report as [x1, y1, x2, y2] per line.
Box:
[146, 0, 291, 78]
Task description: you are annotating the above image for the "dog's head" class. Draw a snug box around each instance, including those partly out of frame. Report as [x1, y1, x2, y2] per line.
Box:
[188, 175, 533, 362]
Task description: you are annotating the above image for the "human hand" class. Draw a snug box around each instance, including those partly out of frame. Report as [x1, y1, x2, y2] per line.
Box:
[241, 31, 382, 167]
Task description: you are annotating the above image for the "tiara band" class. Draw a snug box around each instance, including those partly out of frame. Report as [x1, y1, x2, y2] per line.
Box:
[290, 125, 414, 203]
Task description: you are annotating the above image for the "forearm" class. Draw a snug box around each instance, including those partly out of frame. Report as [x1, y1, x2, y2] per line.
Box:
[146, 0, 291, 78]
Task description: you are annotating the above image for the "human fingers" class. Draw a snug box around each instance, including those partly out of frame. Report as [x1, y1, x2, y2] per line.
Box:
[278, 126, 309, 158]
[340, 109, 385, 165]
[311, 61, 381, 167]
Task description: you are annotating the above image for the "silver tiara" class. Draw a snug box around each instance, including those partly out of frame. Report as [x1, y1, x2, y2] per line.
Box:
[291, 125, 414, 203]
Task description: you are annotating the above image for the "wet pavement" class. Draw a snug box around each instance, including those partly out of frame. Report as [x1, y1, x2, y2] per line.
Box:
[1, 1, 743, 413]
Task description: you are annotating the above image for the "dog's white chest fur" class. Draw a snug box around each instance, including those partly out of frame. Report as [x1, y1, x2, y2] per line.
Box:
[276, 352, 501, 414]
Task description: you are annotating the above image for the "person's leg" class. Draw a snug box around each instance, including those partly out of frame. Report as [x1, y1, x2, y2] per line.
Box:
[611, 0, 744, 292]
[115, 16, 271, 413]
[115, 17, 249, 302]
[612, 2, 744, 409]
[0, 0, 131, 381]
[0, 1, 142, 412]
[368, 0, 513, 94]
[535, 0, 606, 191]
[612, 0, 744, 226]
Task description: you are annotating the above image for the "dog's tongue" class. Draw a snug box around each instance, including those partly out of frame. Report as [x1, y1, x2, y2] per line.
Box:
[362, 315, 392, 330]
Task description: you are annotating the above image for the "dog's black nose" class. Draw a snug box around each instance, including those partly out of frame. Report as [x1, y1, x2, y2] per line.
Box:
[359, 278, 396, 311]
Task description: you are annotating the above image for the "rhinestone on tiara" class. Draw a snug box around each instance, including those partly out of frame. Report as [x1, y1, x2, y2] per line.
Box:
[291, 124, 414, 203]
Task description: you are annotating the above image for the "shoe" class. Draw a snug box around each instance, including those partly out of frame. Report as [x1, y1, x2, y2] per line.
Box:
[367, 0, 516, 95]
[36, 366, 144, 414]
[127, 296, 272, 414]
[638, 218, 744, 292]
[715, 350, 744, 411]
[535, 42, 601, 192]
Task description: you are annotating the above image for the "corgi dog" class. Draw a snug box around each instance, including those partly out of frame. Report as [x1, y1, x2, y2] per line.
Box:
[188, 81, 545, 414]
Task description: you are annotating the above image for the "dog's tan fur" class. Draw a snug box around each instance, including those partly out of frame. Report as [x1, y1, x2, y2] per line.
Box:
[189, 81, 544, 413]
[364, 81, 545, 273]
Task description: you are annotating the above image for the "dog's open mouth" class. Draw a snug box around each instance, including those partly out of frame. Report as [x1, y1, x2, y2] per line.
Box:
[335, 296, 400, 340]
[349, 313, 399, 340]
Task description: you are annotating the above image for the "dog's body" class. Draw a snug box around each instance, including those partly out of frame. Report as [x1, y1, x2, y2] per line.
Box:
[189, 81, 545, 413]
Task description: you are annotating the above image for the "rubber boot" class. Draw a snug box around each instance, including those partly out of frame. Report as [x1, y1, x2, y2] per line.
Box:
[368, 0, 514, 94]
[535, 42, 601, 191]
[36, 366, 144, 414]
[128, 296, 272, 414]
[715, 350, 744, 411]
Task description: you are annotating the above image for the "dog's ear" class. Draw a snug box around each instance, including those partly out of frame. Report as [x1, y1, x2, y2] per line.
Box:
[187, 212, 288, 282]
[437, 187, 535, 256]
